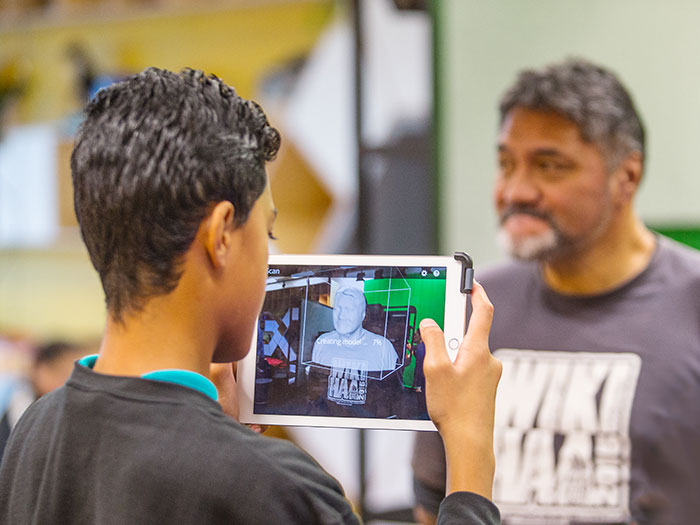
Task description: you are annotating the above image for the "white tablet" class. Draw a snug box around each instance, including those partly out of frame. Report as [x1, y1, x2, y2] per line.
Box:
[237, 253, 473, 431]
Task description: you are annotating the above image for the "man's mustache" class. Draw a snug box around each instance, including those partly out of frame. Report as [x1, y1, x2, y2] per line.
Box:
[499, 205, 554, 226]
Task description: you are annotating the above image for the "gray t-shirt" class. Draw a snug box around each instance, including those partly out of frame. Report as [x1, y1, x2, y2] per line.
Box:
[312, 329, 397, 371]
[413, 236, 700, 525]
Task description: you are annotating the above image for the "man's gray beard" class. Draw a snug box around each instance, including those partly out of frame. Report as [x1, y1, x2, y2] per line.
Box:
[497, 227, 560, 261]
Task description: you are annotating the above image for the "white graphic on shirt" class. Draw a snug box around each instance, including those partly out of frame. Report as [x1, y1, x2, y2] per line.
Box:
[327, 357, 369, 406]
[493, 350, 641, 524]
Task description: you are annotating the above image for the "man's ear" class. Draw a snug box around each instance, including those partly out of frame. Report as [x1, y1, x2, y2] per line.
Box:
[204, 201, 236, 269]
[612, 151, 643, 205]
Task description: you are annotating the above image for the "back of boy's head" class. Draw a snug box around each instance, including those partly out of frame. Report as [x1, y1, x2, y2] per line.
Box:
[71, 67, 280, 322]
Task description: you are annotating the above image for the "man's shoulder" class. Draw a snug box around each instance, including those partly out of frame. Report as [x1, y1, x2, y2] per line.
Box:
[657, 236, 700, 277]
[477, 259, 539, 295]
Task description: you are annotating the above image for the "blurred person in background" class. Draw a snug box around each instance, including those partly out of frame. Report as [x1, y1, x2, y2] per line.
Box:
[0, 339, 91, 464]
[412, 58, 700, 525]
[32, 341, 94, 398]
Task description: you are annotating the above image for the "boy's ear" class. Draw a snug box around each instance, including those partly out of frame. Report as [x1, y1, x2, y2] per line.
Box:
[204, 201, 236, 269]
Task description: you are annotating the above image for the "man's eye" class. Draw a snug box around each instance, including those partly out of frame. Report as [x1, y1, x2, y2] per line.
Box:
[534, 158, 571, 177]
[537, 160, 558, 171]
[268, 232, 278, 241]
[498, 158, 514, 173]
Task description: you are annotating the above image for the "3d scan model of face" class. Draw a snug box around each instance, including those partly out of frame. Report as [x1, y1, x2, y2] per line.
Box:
[311, 287, 398, 372]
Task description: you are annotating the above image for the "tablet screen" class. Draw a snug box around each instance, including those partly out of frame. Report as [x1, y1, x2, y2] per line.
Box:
[252, 263, 447, 421]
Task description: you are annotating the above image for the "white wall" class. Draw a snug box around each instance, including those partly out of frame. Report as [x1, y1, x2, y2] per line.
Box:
[437, 0, 700, 265]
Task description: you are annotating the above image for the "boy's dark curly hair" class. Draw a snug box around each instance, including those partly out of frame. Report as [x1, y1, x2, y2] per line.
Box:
[71, 67, 280, 321]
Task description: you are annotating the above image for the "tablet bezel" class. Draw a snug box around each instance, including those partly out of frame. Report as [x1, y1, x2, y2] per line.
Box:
[237, 254, 469, 431]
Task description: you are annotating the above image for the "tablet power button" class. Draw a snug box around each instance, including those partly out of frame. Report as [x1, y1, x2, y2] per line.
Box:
[448, 338, 459, 350]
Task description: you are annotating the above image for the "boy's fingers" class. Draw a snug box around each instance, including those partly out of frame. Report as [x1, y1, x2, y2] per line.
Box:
[209, 362, 239, 420]
[419, 318, 450, 367]
[248, 424, 267, 434]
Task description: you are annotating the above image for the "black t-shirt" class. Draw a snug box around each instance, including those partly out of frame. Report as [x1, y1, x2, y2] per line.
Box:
[0, 363, 358, 524]
[1, 362, 499, 524]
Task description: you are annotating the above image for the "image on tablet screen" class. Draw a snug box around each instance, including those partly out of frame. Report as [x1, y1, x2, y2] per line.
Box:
[253, 264, 446, 420]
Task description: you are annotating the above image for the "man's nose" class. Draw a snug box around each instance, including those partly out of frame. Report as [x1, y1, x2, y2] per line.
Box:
[499, 169, 541, 204]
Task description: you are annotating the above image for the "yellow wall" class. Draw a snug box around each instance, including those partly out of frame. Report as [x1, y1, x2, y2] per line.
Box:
[0, 244, 105, 341]
[0, 1, 334, 340]
[1, 1, 333, 122]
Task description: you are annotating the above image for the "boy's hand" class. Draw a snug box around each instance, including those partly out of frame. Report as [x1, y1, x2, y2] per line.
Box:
[209, 362, 265, 433]
[209, 362, 240, 421]
[420, 281, 502, 500]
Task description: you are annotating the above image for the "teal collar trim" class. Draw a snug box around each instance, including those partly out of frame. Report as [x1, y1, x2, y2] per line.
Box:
[141, 370, 218, 401]
[77, 354, 218, 401]
[79, 354, 98, 368]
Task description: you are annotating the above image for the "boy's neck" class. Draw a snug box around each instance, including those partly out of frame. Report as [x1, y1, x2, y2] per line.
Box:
[93, 296, 215, 378]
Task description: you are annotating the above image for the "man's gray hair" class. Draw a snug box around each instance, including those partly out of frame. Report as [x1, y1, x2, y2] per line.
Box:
[499, 58, 645, 172]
